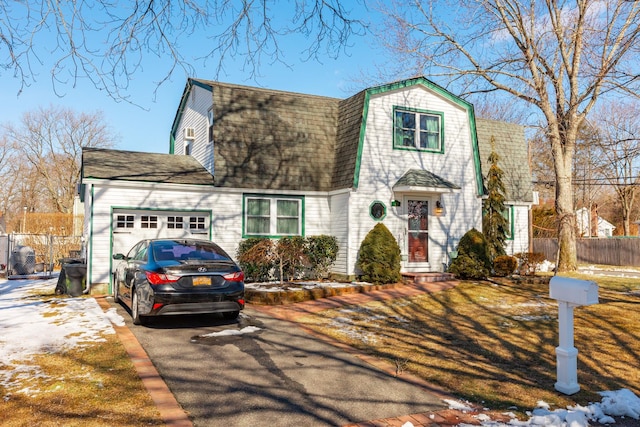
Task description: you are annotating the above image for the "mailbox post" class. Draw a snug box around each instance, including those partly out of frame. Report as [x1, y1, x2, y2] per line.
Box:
[549, 276, 598, 395]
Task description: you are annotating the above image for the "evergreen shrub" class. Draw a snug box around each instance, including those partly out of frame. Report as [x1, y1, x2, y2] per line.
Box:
[356, 223, 402, 285]
[448, 228, 491, 279]
[305, 235, 339, 279]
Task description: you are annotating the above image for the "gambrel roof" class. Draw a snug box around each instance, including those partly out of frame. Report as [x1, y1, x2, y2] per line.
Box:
[86, 77, 532, 204]
[205, 80, 340, 191]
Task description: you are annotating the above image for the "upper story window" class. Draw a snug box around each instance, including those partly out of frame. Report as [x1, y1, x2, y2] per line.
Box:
[244, 195, 303, 237]
[393, 107, 444, 152]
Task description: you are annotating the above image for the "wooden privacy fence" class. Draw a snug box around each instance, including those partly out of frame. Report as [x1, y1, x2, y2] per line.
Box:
[533, 238, 640, 267]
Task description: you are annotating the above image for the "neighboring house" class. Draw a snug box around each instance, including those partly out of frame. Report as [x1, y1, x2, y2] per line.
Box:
[575, 207, 615, 237]
[80, 77, 533, 293]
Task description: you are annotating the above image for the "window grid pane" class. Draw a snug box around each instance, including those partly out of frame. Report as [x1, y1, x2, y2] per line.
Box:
[247, 199, 270, 216]
[189, 217, 206, 230]
[168, 216, 184, 229]
[116, 215, 134, 229]
[248, 217, 271, 234]
[141, 215, 158, 229]
[277, 218, 299, 234]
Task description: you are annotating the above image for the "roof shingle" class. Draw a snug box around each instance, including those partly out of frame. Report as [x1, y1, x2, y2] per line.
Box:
[81, 147, 215, 186]
[476, 118, 533, 202]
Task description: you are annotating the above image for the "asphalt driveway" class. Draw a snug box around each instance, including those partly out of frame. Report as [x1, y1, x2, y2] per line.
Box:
[109, 301, 448, 426]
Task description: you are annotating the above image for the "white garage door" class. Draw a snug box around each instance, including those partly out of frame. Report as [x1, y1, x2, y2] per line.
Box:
[111, 209, 211, 258]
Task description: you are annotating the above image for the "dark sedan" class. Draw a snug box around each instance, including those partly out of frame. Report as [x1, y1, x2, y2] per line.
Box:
[112, 239, 245, 325]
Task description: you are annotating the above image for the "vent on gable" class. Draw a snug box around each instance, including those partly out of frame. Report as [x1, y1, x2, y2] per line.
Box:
[184, 127, 195, 140]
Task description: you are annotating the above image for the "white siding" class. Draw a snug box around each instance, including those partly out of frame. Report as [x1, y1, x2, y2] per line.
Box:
[505, 204, 531, 255]
[86, 182, 242, 287]
[344, 86, 483, 274]
[86, 183, 333, 288]
[329, 192, 351, 275]
[302, 194, 331, 236]
[175, 85, 214, 172]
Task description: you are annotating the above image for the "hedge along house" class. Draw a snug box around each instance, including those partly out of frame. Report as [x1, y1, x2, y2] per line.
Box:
[80, 77, 533, 293]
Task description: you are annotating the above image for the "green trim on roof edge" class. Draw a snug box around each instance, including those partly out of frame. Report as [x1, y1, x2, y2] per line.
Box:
[467, 107, 484, 196]
[352, 90, 370, 189]
[352, 77, 484, 195]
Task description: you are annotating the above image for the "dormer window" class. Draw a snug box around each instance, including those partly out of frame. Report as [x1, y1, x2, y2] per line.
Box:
[393, 107, 444, 152]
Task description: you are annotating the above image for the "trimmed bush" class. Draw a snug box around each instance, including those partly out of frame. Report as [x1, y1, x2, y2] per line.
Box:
[448, 228, 491, 279]
[356, 223, 402, 285]
[305, 235, 339, 279]
[449, 254, 489, 280]
[493, 255, 517, 277]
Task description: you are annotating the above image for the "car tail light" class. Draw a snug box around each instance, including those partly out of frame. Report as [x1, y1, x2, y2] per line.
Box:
[146, 271, 180, 285]
[223, 271, 245, 282]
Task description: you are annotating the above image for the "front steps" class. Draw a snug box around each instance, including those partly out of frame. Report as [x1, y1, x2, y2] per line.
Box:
[402, 272, 456, 284]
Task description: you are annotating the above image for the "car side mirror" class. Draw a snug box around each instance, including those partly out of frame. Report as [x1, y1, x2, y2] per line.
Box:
[113, 253, 126, 260]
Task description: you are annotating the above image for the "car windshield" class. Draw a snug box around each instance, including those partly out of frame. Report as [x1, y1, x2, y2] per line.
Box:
[152, 241, 232, 262]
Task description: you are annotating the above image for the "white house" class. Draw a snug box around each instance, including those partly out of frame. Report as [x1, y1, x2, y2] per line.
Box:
[575, 207, 615, 237]
[80, 77, 533, 293]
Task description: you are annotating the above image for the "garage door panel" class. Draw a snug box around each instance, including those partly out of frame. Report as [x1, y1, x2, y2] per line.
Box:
[111, 209, 210, 259]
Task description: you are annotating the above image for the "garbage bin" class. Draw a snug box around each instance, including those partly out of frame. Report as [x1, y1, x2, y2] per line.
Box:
[9, 246, 36, 275]
[60, 263, 87, 297]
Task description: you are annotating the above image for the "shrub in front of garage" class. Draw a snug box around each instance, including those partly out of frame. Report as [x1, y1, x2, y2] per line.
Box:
[237, 235, 339, 283]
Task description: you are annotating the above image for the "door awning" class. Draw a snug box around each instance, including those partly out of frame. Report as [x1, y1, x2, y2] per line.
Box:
[393, 169, 461, 193]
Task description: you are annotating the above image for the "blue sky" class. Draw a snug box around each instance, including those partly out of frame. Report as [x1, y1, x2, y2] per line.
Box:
[0, 4, 381, 154]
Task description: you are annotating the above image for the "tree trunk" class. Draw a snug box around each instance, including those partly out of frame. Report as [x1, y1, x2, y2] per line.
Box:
[552, 127, 578, 272]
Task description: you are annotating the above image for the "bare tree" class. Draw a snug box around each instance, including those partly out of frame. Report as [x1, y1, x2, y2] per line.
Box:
[2, 106, 118, 213]
[1, 1, 366, 100]
[589, 102, 640, 236]
[382, 0, 640, 271]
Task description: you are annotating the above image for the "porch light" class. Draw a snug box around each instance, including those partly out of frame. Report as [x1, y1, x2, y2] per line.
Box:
[435, 200, 444, 216]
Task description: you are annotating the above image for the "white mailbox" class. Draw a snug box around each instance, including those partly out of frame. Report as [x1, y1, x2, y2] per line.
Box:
[549, 276, 598, 306]
[549, 276, 599, 395]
